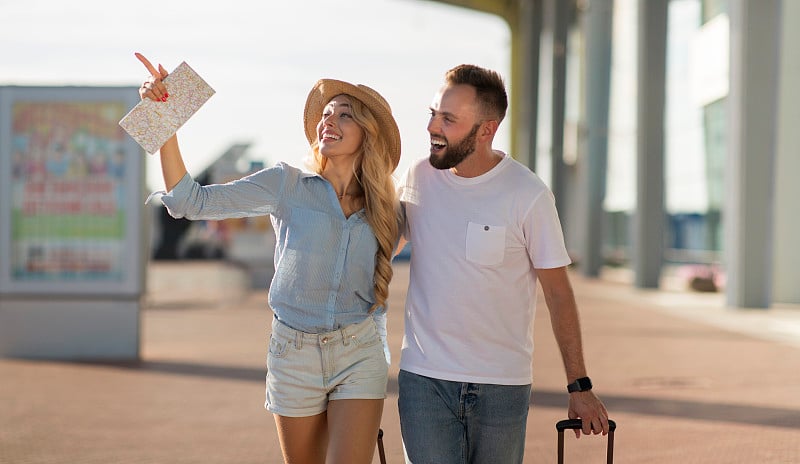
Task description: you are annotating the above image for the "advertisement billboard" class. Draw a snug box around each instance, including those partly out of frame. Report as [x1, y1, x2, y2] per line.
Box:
[0, 86, 144, 296]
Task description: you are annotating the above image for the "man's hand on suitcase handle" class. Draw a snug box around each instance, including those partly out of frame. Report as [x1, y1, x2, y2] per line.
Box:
[557, 418, 617, 433]
[568, 390, 611, 438]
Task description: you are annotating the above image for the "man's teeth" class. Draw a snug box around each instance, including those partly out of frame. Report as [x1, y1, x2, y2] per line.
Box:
[431, 140, 446, 148]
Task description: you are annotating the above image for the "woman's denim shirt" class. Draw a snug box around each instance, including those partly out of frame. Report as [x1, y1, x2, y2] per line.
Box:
[158, 162, 385, 334]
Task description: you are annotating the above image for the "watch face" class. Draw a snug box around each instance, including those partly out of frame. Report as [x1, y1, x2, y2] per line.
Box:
[568, 377, 592, 392]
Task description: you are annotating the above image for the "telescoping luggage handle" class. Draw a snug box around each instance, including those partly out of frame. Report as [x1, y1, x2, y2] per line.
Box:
[378, 428, 387, 464]
[557, 419, 617, 464]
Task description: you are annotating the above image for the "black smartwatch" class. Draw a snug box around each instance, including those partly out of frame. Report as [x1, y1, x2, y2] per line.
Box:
[567, 376, 592, 393]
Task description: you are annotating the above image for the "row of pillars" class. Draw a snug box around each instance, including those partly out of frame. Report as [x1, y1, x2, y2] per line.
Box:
[503, 0, 784, 307]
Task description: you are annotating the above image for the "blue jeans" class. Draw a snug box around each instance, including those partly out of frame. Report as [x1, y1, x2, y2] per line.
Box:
[398, 370, 531, 464]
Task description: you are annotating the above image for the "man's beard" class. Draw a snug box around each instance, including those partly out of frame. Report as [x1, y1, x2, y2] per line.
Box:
[429, 124, 480, 170]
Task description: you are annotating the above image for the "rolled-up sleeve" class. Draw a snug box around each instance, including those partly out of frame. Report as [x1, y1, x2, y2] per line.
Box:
[160, 163, 290, 220]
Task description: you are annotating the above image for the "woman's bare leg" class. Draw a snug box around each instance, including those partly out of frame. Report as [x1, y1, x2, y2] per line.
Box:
[326, 399, 384, 464]
[274, 412, 328, 464]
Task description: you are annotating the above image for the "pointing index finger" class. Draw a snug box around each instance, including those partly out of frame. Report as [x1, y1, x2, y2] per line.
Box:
[135, 52, 160, 78]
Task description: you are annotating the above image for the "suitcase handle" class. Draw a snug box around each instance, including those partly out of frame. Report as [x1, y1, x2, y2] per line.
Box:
[556, 418, 616, 432]
[556, 419, 616, 464]
[377, 428, 387, 464]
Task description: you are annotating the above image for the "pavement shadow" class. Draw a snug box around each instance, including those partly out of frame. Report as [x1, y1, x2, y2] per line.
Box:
[76, 359, 265, 383]
[532, 390, 800, 430]
[74, 360, 800, 430]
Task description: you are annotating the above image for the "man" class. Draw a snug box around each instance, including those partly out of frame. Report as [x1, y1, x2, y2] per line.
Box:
[396, 64, 609, 463]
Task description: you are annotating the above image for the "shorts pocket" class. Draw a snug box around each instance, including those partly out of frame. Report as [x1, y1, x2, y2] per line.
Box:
[351, 321, 381, 349]
[465, 221, 506, 266]
[268, 334, 290, 358]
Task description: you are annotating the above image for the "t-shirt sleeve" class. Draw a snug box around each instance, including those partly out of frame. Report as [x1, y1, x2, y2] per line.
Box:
[396, 166, 412, 242]
[523, 189, 572, 269]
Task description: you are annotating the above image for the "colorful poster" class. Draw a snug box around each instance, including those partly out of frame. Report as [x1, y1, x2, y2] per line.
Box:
[10, 101, 128, 281]
[0, 87, 144, 295]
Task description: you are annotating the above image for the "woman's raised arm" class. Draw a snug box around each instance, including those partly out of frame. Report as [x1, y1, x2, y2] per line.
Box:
[135, 52, 188, 191]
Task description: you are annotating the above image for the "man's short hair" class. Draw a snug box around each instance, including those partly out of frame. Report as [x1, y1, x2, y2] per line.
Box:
[444, 64, 508, 123]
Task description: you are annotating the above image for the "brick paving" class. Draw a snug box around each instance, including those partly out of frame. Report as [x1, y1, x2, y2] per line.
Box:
[2, 261, 799, 463]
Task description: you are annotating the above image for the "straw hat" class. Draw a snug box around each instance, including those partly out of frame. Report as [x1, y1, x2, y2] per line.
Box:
[303, 79, 401, 170]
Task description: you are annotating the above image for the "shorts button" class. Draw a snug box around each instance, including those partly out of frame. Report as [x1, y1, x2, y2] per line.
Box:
[321, 337, 328, 344]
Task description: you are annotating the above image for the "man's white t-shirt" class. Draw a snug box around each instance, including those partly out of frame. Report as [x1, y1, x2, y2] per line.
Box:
[398, 153, 571, 385]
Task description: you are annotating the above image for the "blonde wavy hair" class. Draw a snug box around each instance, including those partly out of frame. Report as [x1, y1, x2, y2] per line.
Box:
[309, 95, 399, 312]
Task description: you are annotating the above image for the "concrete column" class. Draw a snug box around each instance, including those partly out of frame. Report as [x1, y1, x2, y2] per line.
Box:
[633, 0, 668, 288]
[548, 0, 569, 211]
[772, 0, 799, 304]
[724, 0, 781, 308]
[580, 0, 614, 277]
[512, 0, 542, 171]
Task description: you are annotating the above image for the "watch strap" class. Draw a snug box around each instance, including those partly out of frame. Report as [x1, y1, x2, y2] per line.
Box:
[567, 376, 592, 393]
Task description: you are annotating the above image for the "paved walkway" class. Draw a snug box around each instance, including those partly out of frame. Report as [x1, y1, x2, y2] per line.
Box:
[2, 261, 799, 463]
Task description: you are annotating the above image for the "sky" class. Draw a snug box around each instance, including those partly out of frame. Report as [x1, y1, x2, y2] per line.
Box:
[0, 0, 511, 191]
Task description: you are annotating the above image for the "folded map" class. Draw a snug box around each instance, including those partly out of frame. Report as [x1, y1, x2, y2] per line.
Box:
[119, 61, 215, 154]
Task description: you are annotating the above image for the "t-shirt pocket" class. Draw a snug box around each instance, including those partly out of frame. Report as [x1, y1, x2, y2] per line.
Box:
[465, 221, 506, 266]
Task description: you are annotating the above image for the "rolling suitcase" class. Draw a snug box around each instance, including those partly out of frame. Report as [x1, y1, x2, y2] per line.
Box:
[556, 419, 617, 464]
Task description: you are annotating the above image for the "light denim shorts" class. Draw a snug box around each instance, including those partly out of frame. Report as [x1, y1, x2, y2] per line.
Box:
[265, 316, 389, 417]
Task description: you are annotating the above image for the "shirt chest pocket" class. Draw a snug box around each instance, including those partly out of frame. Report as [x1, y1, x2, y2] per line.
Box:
[465, 221, 506, 266]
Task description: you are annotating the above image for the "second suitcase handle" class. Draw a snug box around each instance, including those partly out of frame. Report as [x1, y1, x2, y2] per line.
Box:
[377, 428, 387, 464]
[556, 419, 617, 464]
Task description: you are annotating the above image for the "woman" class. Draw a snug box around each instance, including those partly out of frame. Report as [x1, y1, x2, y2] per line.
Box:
[135, 53, 400, 464]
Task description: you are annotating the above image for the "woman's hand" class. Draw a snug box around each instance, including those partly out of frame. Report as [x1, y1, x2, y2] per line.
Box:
[135, 52, 170, 102]
[133, 52, 187, 188]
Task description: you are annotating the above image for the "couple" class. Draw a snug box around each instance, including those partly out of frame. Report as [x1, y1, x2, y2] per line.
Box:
[136, 53, 609, 464]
